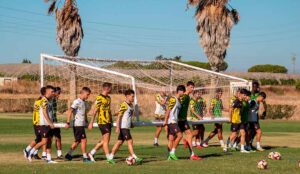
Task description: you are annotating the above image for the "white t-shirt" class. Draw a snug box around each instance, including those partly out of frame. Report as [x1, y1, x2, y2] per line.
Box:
[167, 96, 181, 124]
[118, 102, 134, 129]
[154, 93, 167, 116]
[71, 98, 87, 127]
[38, 97, 53, 126]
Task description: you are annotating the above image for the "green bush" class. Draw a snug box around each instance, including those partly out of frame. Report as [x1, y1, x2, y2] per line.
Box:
[295, 80, 300, 91]
[183, 61, 228, 71]
[280, 79, 296, 85]
[266, 104, 296, 119]
[248, 64, 288, 73]
[260, 79, 279, 85]
[0, 72, 6, 77]
[20, 73, 40, 81]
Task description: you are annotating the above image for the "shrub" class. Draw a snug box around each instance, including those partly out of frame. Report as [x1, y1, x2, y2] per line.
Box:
[280, 79, 296, 85]
[248, 64, 288, 73]
[295, 80, 300, 91]
[260, 79, 279, 85]
[266, 104, 296, 119]
[20, 74, 39, 81]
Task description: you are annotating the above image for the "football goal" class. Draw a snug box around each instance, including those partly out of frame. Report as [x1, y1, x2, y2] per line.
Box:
[40, 54, 251, 127]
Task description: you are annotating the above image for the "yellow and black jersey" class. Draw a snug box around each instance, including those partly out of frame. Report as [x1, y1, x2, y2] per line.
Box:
[32, 98, 42, 125]
[118, 102, 134, 129]
[95, 94, 112, 124]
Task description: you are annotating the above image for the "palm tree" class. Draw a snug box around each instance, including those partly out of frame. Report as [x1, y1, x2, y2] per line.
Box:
[45, 0, 84, 102]
[187, 0, 240, 72]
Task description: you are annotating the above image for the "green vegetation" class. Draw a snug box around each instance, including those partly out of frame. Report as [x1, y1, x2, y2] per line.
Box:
[22, 59, 32, 64]
[248, 64, 288, 73]
[0, 114, 300, 174]
[266, 104, 296, 119]
[295, 80, 300, 91]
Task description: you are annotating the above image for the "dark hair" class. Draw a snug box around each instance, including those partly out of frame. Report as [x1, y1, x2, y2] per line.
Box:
[186, 81, 195, 87]
[176, 85, 186, 93]
[259, 92, 267, 99]
[252, 81, 260, 87]
[216, 88, 223, 93]
[240, 88, 248, 94]
[40, 87, 46, 95]
[45, 85, 54, 90]
[81, 87, 91, 93]
[124, 89, 135, 96]
[245, 90, 251, 97]
[54, 87, 61, 93]
[102, 82, 112, 88]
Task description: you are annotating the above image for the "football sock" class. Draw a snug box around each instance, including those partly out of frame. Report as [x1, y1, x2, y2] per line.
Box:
[57, 150, 62, 157]
[154, 138, 158, 144]
[241, 145, 245, 151]
[42, 151, 47, 157]
[90, 149, 97, 156]
[220, 140, 225, 146]
[192, 141, 196, 146]
[170, 148, 175, 154]
[196, 142, 201, 146]
[26, 145, 32, 152]
[46, 153, 51, 161]
[33, 149, 38, 155]
[257, 142, 261, 149]
[132, 154, 138, 159]
[83, 153, 88, 158]
[105, 154, 110, 160]
[29, 148, 36, 157]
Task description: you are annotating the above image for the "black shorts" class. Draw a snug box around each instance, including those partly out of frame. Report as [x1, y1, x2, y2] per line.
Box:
[249, 122, 260, 130]
[214, 123, 223, 129]
[167, 123, 180, 136]
[178, 120, 190, 132]
[39, 125, 51, 138]
[192, 124, 204, 130]
[33, 125, 42, 143]
[231, 123, 241, 132]
[73, 126, 86, 142]
[98, 123, 112, 135]
[49, 128, 61, 138]
[118, 129, 132, 141]
[240, 123, 248, 131]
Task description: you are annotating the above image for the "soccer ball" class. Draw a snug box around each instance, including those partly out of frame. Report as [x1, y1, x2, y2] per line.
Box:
[268, 152, 282, 160]
[257, 160, 268, 169]
[125, 156, 136, 166]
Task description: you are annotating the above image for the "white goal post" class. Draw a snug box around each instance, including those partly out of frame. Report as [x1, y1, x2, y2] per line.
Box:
[40, 53, 251, 128]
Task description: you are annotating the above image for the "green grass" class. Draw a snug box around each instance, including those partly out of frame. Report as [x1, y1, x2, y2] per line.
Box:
[0, 114, 300, 174]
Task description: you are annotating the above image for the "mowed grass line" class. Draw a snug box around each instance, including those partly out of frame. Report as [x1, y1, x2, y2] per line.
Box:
[0, 114, 300, 174]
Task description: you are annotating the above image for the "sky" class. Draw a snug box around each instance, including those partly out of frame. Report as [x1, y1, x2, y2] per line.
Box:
[0, 0, 299, 73]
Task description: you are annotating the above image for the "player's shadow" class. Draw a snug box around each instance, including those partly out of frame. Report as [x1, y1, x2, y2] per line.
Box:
[262, 145, 288, 150]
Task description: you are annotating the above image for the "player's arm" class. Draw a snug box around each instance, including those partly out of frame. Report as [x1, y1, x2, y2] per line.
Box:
[65, 107, 74, 129]
[155, 94, 166, 105]
[88, 99, 100, 129]
[116, 103, 126, 133]
[163, 97, 175, 126]
[43, 105, 54, 129]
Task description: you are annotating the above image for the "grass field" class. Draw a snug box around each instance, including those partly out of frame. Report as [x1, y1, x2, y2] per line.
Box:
[0, 113, 300, 174]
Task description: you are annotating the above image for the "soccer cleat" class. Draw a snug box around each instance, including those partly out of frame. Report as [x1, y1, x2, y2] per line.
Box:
[27, 155, 33, 162]
[183, 139, 188, 148]
[88, 153, 95, 162]
[153, 143, 159, 147]
[135, 158, 143, 165]
[240, 150, 250, 153]
[65, 154, 73, 161]
[190, 154, 202, 160]
[169, 153, 178, 161]
[41, 156, 47, 160]
[47, 160, 58, 164]
[57, 156, 63, 160]
[256, 147, 265, 152]
[23, 149, 29, 159]
[106, 159, 115, 165]
[83, 158, 92, 163]
[201, 142, 208, 148]
[34, 154, 42, 160]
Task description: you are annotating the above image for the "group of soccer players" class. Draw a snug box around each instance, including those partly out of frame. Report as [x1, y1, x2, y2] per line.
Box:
[153, 81, 267, 160]
[23, 80, 266, 164]
[24, 83, 142, 164]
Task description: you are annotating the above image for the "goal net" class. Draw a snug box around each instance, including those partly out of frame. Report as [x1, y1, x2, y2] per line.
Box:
[40, 54, 251, 126]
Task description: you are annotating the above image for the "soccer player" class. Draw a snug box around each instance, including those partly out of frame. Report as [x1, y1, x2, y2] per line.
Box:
[163, 85, 185, 161]
[65, 87, 92, 163]
[248, 92, 267, 151]
[202, 88, 228, 150]
[23, 87, 46, 160]
[228, 89, 249, 153]
[109, 89, 143, 164]
[50, 87, 63, 159]
[87, 82, 114, 164]
[179, 81, 201, 160]
[27, 85, 56, 163]
[153, 90, 168, 146]
[189, 90, 207, 148]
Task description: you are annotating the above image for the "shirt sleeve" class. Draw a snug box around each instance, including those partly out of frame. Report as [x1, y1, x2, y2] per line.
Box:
[41, 98, 48, 109]
[232, 99, 240, 108]
[94, 96, 102, 109]
[189, 99, 195, 110]
[71, 100, 79, 109]
[167, 97, 176, 110]
[210, 98, 216, 108]
[118, 102, 128, 116]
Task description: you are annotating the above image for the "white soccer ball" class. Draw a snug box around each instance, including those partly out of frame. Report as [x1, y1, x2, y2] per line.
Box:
[268, 152, 281, 160]
[125, 156, 136, 166]
[257, 160, 268, 169]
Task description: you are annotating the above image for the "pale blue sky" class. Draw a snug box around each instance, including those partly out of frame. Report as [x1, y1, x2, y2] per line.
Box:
[0, 0, 299, 72]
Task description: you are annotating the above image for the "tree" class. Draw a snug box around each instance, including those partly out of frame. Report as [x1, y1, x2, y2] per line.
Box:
[187, 0, 239, 72]
[22, 59, 32, 64]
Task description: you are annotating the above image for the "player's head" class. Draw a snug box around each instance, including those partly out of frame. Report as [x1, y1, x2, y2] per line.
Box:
[186, 81, 195, 94]
[235, 88, 241, 97]
[244, 89, 251, 101]
[193, 90, 201, 99]
[54, 87, 61, 98]
[40, 87, 46, 96]
[125, 89, 135, 103]
[45, 85, 55, 99]
[215, 88, 223, 98]
[240, 88, 248, 100]
[257, 92, 266, 102]
[176, 85, 186, 97]
[102, 82, 112, 94]
[252, 81, 260, 93]
[80, 87, 91, 100]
